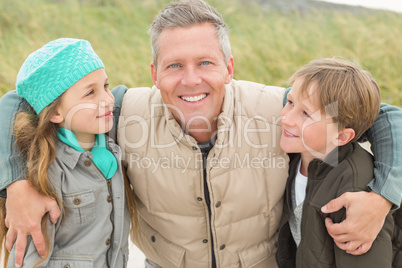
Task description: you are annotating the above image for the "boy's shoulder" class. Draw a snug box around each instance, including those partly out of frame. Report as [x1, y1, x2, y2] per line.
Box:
[336, 142, 374, 190]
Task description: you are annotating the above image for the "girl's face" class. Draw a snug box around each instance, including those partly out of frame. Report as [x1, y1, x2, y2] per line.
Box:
[51, 68, 114, 147]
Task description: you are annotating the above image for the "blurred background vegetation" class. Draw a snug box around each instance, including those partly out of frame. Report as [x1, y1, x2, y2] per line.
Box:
[0, 0, 401, 106]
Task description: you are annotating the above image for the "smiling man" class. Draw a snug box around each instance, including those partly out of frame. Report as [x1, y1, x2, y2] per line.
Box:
[150, 23, 233, 143]
[1, 0, 402, 268]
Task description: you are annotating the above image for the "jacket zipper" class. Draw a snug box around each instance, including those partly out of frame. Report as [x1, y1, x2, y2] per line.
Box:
[89, 158, 115, 268]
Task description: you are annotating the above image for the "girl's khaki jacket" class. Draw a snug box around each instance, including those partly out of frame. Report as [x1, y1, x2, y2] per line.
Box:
[117, 80, 289, 268]
[8, 138, 130, 268]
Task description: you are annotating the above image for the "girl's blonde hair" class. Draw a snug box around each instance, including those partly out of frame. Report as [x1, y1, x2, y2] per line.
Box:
[0, 99, 62, 267]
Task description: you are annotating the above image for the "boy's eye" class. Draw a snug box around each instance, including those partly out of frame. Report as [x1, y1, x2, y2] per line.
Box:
[287, 100, 294, 106]
[303, 111, 311, 118]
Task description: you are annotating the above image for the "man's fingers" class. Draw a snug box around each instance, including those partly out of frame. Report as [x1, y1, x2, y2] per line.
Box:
[335, 240, 360, 252]
[14, 235, 28, 268]
[31, 229, 47, 258]
[5, 228, 17, 252]
[346, 242, 371, 255]
[322, 193, 348, 213]
[325, 217, 346, 237]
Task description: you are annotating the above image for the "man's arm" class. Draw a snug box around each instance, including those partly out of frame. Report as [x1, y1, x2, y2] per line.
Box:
[364, 103, 402, 207]
[322, 103, 402, 254]
[0, 91, 60, 267]
[109, 85, 128, 142]
[0, 90, 27, 195]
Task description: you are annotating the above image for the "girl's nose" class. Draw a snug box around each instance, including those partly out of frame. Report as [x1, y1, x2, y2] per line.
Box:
[100, 91, 115, 109]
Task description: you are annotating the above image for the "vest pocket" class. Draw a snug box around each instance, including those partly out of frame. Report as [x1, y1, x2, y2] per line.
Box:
[238, 239, 276, 267]
[139, 220, 185, 267]
[62, 190, 96, 228]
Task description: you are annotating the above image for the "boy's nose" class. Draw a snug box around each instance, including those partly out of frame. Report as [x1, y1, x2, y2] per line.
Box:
[281, 111, 295, 126]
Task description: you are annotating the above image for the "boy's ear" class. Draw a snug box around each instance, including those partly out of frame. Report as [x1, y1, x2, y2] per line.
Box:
[333, 128, 355, 146]
[49, 109, 64, 124]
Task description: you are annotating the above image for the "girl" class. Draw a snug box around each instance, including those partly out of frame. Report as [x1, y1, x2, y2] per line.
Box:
[0, 38, 137, 267]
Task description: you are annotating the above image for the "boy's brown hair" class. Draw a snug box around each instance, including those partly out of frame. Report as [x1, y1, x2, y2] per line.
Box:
[289, 58, 381, 141]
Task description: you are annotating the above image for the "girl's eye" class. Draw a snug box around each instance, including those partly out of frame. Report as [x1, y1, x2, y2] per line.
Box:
[85, 90, 94, 96]
[169, 64, 179, 69]
[104, 83, 109, 90]
[201, 61, 211, 66]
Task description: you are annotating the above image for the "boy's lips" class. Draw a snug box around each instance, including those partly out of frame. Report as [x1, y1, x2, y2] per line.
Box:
[283, 129, 298, 138]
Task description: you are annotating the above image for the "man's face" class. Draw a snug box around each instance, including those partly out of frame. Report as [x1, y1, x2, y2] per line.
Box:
[151, 23, 234, 141]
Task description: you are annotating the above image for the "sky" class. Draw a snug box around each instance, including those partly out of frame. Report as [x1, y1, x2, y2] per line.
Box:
[317, 0, 402, 13]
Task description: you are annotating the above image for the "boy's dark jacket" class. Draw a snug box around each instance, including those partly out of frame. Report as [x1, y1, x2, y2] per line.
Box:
[276, 142, 400, 267]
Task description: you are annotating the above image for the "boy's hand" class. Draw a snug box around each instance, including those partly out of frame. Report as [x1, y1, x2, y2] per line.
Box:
[321, 191, 392, 255]
[5, 180, 60, 268]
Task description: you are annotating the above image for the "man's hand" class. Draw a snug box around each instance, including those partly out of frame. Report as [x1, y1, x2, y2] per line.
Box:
[5, 180, 60, 268]
[321, 191, 392, 255]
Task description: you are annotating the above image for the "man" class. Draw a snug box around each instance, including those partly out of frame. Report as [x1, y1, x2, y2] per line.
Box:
[1, 0, 401, 267]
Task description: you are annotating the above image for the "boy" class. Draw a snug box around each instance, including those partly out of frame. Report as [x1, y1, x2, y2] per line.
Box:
[276, 58, 398, 267]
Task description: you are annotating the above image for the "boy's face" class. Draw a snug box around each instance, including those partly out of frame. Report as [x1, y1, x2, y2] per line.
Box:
[280, 79, 340, 161]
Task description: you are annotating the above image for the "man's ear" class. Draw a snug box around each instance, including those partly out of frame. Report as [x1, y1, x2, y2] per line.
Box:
[333, 128, 355, 146]
[49, 109, 64, 124]
[225, 56, 234, 84]
[150, 62, 159, 88]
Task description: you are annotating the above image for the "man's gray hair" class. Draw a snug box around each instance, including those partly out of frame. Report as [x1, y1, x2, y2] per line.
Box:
[149, 0, 232, 68]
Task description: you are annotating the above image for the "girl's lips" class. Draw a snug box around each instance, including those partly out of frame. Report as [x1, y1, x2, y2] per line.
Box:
[98, 111, 113, 118]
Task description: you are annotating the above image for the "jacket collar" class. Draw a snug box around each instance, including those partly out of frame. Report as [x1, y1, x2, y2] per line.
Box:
[307, 142, 354, 181]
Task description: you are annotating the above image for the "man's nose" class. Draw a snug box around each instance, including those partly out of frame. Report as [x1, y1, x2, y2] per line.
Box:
[181, 66, 202, 87]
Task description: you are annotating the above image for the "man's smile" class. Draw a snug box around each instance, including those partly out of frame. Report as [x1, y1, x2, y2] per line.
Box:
[179, 93, 208, 102]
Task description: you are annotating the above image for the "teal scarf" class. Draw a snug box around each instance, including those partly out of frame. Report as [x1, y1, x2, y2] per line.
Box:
[58, 128, 117, 179]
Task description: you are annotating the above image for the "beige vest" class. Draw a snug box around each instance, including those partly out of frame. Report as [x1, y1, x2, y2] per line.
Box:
[118, 80, 289, 268]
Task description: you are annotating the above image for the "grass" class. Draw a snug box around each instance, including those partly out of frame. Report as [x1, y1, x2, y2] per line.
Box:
[0, 0, 401, 106]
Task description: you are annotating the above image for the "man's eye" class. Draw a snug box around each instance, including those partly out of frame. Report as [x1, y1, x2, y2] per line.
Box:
[201, 61, 211, 66]
[169, 64, 179, 69]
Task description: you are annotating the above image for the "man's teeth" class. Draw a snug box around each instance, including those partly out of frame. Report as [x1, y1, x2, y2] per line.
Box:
[180, 94, 207, 102]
